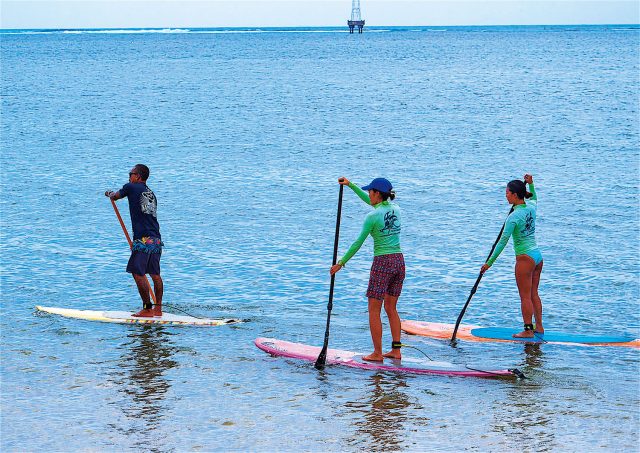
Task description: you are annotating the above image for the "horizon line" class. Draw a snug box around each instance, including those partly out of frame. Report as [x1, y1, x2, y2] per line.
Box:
[2, 23, 639, 31]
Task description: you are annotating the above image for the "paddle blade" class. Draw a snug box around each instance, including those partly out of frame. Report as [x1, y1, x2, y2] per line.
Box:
[314, 347, 328, 370]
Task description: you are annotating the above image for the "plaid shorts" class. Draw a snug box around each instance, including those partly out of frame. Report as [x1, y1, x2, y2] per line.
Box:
[367, 253, 405, 301]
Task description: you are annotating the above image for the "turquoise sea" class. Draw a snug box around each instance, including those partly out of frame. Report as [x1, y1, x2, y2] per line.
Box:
[1, 26, 639, 451]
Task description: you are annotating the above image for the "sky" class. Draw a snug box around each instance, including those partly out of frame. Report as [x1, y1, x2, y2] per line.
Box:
[1, 0, 638, 29]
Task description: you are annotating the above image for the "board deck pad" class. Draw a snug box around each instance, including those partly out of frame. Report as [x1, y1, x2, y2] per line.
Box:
[254, 337, 518, 378]
[470, 327, 636, 344]
[36, 306, 242, 326]
[401, 320, 640, 348]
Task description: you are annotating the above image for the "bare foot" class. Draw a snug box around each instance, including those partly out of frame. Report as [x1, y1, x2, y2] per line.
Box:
[362, 353, 384, 362]
[513, 330, 535, 338]
[534, 325, 544, 334]
[152, 308, 163, 317]
[132, 308, 156, 318]
[382, 351, 401, 360]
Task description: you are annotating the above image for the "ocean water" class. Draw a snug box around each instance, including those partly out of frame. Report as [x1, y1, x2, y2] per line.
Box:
[1, 26, 639, 452]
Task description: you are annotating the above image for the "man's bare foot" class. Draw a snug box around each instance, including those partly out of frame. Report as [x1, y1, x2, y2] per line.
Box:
[152, 308, 163, 317]
[362, 353, 384, 362]
[534, 325, 544, 334]
[132, 308, 156, 318]
[382, 350, 401, 360]
[513, 330, 535, 338]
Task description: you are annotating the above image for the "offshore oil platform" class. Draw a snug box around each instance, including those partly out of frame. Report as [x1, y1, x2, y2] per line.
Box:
[347, 0, 365, 33]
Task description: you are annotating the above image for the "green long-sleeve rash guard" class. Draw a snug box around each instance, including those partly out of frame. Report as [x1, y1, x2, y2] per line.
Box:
[338, 182, 402, 266]
[486, 183, 538, 266]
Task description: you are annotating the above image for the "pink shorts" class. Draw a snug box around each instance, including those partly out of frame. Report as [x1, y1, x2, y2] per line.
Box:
[367, 253, 405, 301]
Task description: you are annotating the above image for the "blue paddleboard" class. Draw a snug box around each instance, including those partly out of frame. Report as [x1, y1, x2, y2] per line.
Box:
[470, 327, 636, 344]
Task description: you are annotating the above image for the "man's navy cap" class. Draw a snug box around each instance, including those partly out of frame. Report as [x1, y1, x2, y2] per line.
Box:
[361, 177, 393, 193]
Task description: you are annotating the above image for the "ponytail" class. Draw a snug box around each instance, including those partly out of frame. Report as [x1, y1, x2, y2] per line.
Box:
[507, 180, 531, 200]
[379, 190, 396, 201]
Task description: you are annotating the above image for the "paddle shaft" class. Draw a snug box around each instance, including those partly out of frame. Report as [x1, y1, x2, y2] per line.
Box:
[111, 198, 133, 247]
[314, 184, 344, 370]
[451, 206, 514, 343]
[110, 198, 158, 306]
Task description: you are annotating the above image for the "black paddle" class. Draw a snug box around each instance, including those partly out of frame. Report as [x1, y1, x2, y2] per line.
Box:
[314, 182, 344, 370]
[450, 205, 514, 344]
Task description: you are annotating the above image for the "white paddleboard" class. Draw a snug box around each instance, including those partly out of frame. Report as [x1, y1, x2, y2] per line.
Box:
[36, 306, 242, 326]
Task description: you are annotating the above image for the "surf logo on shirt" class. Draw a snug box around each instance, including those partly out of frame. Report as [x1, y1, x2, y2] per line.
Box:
[380, 210, 401, 236]
[140, 189, 157, 218]
[522, 212, 535, 236]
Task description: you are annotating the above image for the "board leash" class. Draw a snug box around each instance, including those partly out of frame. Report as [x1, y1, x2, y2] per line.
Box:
[154, 303, 205, 319]
[399, 343, 525, 378]
[397, 343, 434, 361]
[464, 366, 527, 379]
[533, 332, 548, 343]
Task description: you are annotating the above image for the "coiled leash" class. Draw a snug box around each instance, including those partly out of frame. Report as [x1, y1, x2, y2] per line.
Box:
[150, 303, 205, 319]
[392, 341, 434, 361]
[524, 323, 548, 343]
[393, 342, 526, 378]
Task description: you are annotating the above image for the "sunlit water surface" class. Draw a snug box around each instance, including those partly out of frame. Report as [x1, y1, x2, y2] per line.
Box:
[1, 26, 639, 451]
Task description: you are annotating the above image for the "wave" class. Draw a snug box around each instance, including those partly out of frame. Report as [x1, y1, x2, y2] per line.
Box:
[62, 28, 191, 34]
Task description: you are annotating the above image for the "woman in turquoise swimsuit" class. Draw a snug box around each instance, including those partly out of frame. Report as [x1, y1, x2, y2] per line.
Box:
[481, 174, 544, 338]
[330, 177, 405, 361]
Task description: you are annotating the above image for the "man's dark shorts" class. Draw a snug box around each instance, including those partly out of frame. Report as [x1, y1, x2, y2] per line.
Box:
[127, 251, 161, 275]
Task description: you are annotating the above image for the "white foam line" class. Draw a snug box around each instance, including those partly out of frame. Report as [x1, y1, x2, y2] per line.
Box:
[2, 28, 392, 35]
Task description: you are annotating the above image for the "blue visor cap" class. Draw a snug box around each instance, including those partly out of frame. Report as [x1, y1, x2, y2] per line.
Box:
[361, 178, 393, 193]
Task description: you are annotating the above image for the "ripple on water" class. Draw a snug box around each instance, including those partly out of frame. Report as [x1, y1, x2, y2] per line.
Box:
[1, 26, 639, 452]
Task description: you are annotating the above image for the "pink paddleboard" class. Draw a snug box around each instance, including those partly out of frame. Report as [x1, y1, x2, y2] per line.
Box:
[254, 337, 519, 378]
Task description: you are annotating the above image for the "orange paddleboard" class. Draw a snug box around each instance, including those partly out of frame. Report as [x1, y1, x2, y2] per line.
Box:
[402, 320, 640, 348]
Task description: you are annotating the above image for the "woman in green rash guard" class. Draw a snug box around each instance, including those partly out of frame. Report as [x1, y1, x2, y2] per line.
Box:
[330, 177, 405, 362]
[481, 174, 544, 338]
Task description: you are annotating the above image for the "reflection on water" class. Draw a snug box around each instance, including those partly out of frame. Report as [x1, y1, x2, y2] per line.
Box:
[109, 326, 179, 448]
[523, 343, 545, 370]
[345, 373, 417, 451]
[491, 344, 555, 452]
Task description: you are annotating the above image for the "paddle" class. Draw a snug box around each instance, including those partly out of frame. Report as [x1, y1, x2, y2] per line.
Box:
[110, 198, 133, 247]
[109, 198, 158, 306]
[314, 182, 344, 370]
[450, 205, 514, 344]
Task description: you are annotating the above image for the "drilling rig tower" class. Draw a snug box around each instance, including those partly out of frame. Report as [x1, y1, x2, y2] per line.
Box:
[347, 0, 365, 33]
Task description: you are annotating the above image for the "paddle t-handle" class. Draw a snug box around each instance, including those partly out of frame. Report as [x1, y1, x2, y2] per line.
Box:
[109, 197, 157, 306]
[450, 205, 514, 344]
[315, 183, 344, 370]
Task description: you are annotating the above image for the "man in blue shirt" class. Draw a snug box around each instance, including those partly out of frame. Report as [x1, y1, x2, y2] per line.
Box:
[105, 164, 163, 317]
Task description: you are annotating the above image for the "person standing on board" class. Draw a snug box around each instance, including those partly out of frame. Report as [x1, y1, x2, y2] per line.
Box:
[481, 174, 543, 338]
[330, 177, 405, 361]
[105, 164, 163, 318]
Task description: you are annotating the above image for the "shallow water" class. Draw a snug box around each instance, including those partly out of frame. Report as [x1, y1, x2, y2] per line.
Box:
[1, 26, 639, 451]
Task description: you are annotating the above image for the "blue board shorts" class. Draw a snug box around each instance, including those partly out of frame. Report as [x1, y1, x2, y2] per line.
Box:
[524, 248, 543, 266]
[127, 251, 161, 276]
